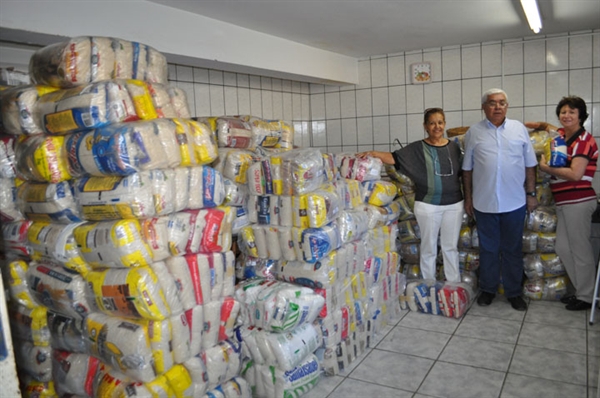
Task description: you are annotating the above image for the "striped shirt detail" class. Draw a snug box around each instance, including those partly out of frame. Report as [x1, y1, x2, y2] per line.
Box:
[550, 128, 598, 205]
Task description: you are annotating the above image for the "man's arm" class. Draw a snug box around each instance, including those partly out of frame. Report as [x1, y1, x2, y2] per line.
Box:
[525, 166, 538, 213]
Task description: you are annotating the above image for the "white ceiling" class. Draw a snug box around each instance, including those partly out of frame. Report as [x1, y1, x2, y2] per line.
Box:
[147, 0, 600, 58]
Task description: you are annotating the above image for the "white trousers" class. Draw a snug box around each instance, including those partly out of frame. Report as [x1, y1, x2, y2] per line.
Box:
[413, 200, 464, 282]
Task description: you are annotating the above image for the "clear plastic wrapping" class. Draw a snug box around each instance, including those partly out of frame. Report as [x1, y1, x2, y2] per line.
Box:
[397, 219, 421, 243]
[405, 280, 474, 318]
[186, 119, 219, 165]
[219, 149, 259, 185]
[17, 181, 82, 223]
[39, 85, 95, 133]
[186, 166, 226, 209]
[86, 312, 157, 383]
[15, 341, 53, 382]
[29, 36, 168, 87]
[361, 180, 398, 206]
[147, 82, 177, 118]
[244, 116, 281, 149]
[216, 117, 253, 148]
[19, 377, 56, 397]
[261, 323, 322, 370]
[2, 219, 32, 257]
[339, 154, 383, 182]
[52, 350, 100, 397]
[86, 266, 171, 320]
[46, 309, 88, 353]
[168, 208, 234, 255]
[167, 86, 192, 119]
[27, 221, 90, 276]
[73, 172, 158, 220]
[15, 134, 71, 183]
[203, 339, 243, 390]
[526, 206, 557, 233]
[459, 250, 479, 272]
[0, 85, 58, 136]
[236, 255, 279, 280]
[523, 275, 568, 300]
[65, 120, 181, 177]
[528, 129, 550, 156]
[537, 232, 556, 253]
[205, 377, 252, 398]
[0, 135, 17, 178]
[399, 242, 420, 264]
[223, 178, 248, 207]
[165, 253, 221, 309]
[280, 148, 327, 195]
[522, 230, 538, 253]
[8, 303, 50, 346]
[4, 259, 36, 308]
[540, 253, 565, 276]
[277, 250, 339, 289]
[73, 219, 153, 268]
[26, 261, 92, 320]
[523, 253, 544, 280]
[235, 278, 325, 332]
[297, 223, 342, 264]
[306, 188, 342, 228]
[336, 210, 369, 244]
[0, 177, 23, 222]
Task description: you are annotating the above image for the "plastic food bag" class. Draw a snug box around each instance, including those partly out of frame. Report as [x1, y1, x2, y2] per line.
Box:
[280, 149, 327, 195]
[0, 85, 58, 136]
[74, 219, 153, 268]
[86, 312, 156, 383]
[17, 181, 82, 223]
[86, 266, 171, 320]
[27, 221, 90, 276]
[26, 262, 92, 320]
[15, 134, 72, 183]
[235, 278, 324, 332]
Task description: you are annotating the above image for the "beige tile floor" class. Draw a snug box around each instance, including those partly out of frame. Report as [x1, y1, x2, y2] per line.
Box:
[306, 296, 599, 398]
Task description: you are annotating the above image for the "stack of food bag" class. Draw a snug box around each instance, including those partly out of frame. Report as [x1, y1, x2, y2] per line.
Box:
[234, 279, 324, 398]
[520, 129, 569, 301]
[230, 150, 405, 390]
[0, 35, 255, 398]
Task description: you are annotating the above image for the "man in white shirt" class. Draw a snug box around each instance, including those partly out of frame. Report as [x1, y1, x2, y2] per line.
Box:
[462, 88, 538, 311]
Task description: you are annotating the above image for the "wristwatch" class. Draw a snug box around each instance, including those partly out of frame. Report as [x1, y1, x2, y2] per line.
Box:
[526, 191, 536, 197]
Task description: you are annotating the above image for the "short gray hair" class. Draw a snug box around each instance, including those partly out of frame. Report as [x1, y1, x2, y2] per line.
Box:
[482, 88, 508, 104]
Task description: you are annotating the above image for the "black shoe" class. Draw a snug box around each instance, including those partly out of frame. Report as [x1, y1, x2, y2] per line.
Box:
[560, 295, 577, 304]
[477, 291, 495, 306]
[565, 299, 592, 311]
[508, 296, 528, 311]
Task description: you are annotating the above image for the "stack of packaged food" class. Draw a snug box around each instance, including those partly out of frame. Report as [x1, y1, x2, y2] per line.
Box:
[522, 129, 569, 301]
[0, 35, 255, 397]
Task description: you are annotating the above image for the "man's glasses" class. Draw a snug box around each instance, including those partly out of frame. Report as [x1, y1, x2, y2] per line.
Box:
[485, 101, 508, 108]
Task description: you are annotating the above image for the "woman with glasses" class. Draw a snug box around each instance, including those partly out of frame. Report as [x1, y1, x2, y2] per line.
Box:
[527, 96, 599, 311]
[358, 108, 463, 283]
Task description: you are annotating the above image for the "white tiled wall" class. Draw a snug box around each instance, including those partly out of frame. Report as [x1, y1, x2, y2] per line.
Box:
[167, 30, 600, 184]
[168, 64, 313, 148]
[306, 30, 600, 155]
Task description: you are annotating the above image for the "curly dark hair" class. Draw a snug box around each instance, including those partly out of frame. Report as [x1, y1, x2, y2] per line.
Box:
[556, 96, 588, 127]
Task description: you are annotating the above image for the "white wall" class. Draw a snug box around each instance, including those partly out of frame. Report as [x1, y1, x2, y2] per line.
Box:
[0, 0, 358, 85]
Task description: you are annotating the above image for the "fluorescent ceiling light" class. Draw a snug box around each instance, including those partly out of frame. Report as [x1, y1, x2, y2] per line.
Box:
[520, 0, 543, 33]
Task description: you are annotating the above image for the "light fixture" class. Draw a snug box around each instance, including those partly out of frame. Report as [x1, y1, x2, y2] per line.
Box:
[520, 0, 543, 34]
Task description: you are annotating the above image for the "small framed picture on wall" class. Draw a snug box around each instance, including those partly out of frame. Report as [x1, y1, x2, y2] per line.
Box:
[410, 62, 432, 84]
